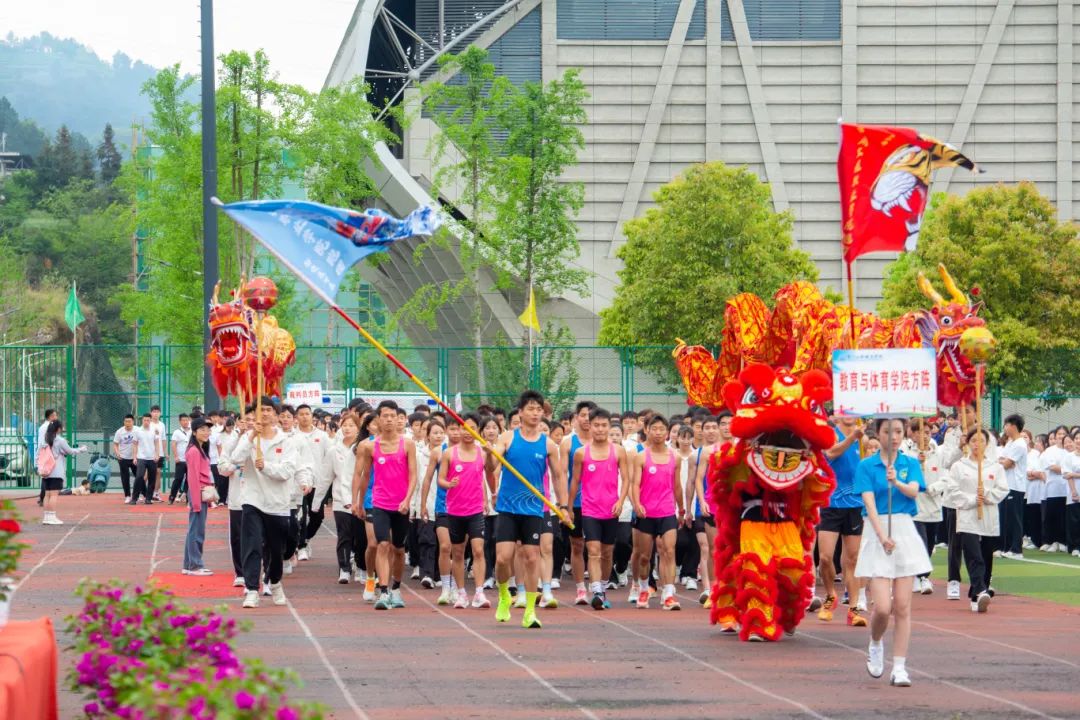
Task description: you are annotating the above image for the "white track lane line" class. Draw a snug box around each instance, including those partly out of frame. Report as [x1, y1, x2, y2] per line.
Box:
[915, 620, 1080, 670]
[285, 598, 372, 720]
[404, 585, 600, 720]
[571, 606, 833, 720]
[148, 513, 163, 579]
[11, 513, 90, 600]
[795, 628, 1065, 720]
[1003, 555, 1080, 570]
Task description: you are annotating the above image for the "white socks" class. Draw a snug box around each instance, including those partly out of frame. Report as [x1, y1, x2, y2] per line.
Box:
[894, 656, 906, 672]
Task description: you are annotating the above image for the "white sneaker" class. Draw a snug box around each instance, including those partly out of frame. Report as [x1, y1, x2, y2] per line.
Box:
[686, 578, 699, 591]
[1039, 544, 1052, 552]
[482, 577, 494, 590]
[191, 568, 213, 576]
[437, 589, 452, 606]
[338, 569, 350, 584]
[242, 590, 259, 608]
[680, 576, 690, 587]
[866, 642, 885, 678]
[411, 567, 421, 579]
[890, 667, 912, 687]
[617, 572, 628, 587]
[1022, 540, 1036, 550]
[975, 591, 990, 613]
[912, 578, 924, 593]
[856, 598, 868, 612]
[283, 561, 293, 575]
[992, 550, 1002, 558]
[550, 578, 561, 590]
[453, 591, 469, 609]
[421, 576, 435, 589]
[513, 593, 527, 609]
[262, 582, 272, 597]
[946, 580, 961, 600]
[921, 578, 934, 595]
[363, 586, 376, 603]
[42, 513, 63, 525]
[297, 547, 310, 561]
[541, 592, 558, 609]
[233, 576, 244, 587]
[1072, 549, 1080, 558]
[1054, 543, 1067, 553]
[271, 582, 287, 606]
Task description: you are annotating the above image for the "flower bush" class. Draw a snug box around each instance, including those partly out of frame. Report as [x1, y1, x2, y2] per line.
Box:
[66, 581, 323, 719]
[0, 499, 27, 600]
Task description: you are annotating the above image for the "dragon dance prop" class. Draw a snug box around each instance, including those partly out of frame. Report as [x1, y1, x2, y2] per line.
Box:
[206, 277, 296, 403]
[673, 264, 993, 412]
[705, 364, 836, 641]
[213, 197, 573, 528]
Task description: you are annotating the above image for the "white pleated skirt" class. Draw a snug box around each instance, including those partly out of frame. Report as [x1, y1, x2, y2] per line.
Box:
[854, 513, 933, 579]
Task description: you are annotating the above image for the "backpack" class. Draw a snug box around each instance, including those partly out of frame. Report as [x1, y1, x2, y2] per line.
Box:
[36, 444, 56, 477]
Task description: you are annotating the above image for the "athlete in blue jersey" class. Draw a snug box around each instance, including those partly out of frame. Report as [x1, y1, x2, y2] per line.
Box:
[560, 400, 595, 606]
[816, 415, 869, 627]
[486, 389, 567, 629]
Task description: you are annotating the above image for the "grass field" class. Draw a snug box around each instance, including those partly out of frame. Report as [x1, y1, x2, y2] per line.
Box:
[929, 546, 1080, 606]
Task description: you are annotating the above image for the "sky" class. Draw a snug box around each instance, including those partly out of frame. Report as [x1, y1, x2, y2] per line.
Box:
[2, 0, 360, 90]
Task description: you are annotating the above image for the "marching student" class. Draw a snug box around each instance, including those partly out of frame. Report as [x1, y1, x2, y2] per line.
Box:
[673, 427, 700, 592]
[168, 413, 192, 505]
[902, 423, 947, 595]
[353, 401, 418, 610]
[607, 423, 634, 591]
[111, 414, 137, 502]
[217, 412, 247, 588]
[296, 404, 332, 561]
[631, 414, 684, 611]
[313, 412, 363, 584]
[854, 418, 931, 688]
[438, 412, 495, 609]
[181, 418, 215, 576]
[420, 414, 460, 604]
[480, 416, 501, 589]
[690, 414, 722, 606]
[998, 414, 1029, 558]
[818, 416, 868, 626]
[414, 417, 445, 588]
[278, 405, 314, 579]
[232, 398, 298, 609]
[561, 401, 595, 606]
[945, 428, 1008, 613]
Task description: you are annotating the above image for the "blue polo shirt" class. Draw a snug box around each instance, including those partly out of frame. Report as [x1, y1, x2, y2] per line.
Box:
[827, 425, 863, 509]
[853, 452, 925, 517]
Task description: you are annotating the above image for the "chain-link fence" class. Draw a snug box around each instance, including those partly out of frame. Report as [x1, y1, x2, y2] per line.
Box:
[3, 342, 1078, 491]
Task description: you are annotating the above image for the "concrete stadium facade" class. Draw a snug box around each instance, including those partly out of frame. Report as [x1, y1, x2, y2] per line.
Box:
[326, 0, 1078, 347]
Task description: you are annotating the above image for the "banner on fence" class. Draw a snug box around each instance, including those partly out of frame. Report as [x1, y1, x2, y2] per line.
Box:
[285, 382, 325, 406]
[832, 348, 937, 418]
[352, 390, 437, 413]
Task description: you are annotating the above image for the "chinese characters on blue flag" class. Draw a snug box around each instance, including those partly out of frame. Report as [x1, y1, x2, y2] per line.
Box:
[215, 199, 441, 305]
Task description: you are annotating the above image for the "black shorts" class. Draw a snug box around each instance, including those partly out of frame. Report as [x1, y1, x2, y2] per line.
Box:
[494, 512, 544, 546]
[693, 516, 716, 533]
[633, 515, 678, 537]
[818, 507, 864, 536]
[43, 477, 63, 492]
[370, 507, 410, 548]
[542, 513, 554, 535]
[581, 516, 618, 545]
[568, 507, 584, 538]
[447, 512, 485, 544]
[434, 512, 450, 531]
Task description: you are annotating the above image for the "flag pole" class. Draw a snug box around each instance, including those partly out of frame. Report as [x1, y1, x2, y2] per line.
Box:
[72, 281, 78, 376]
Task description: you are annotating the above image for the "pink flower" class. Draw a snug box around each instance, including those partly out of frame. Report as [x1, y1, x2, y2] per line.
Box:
[83, 702, 100, 715]
[234, 691, 256, 710]
[276, 707, 299, 720]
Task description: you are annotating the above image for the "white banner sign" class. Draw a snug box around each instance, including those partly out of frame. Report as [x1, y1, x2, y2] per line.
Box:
[285, 382, 324, 406]
[831, 348, 937, 418]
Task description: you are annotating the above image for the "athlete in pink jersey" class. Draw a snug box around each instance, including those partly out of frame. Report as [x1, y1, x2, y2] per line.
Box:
[569, 408, 631, 610]
[631, 414, 685, 610]
[438, 413, 495, 609]
[353, 400, 417, 610]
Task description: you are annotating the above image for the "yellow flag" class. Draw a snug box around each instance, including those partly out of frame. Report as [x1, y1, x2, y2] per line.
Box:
[518, 287, 541, 332]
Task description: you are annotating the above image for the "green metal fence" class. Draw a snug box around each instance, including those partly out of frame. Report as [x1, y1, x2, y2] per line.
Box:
[2, 342, 1079, 491]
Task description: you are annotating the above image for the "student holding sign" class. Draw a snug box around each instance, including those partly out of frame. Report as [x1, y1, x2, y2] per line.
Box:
[853, 418, 931, 688]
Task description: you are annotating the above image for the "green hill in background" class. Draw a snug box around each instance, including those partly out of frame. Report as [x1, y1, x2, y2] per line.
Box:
[0, 32, 160, 147]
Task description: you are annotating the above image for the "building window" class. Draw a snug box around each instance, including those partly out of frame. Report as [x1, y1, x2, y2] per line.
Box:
[722, 0, 841, 41]
[558, 0, 707, 41]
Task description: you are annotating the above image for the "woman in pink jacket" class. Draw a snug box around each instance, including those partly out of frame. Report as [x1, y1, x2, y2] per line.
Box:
[183, 418, 216, 576]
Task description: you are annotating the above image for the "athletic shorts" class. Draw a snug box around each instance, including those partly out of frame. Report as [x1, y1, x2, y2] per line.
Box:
[494, 512, 543, 546]
[568, 507, 584, 538]
[542, 512, 554, 535]
[633, 515, 678, 537]
[370, 507, 410, 548]
[581, 516, 618, 545]
[818, 506, 864, 536]
[434, 512, 450, 531]
[693, 516, 716, 533]
[447, 512, 485, 544]
[42, 477, 64, 492]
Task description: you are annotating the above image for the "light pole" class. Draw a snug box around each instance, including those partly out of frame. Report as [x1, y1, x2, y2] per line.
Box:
[200, 0, 220, 410]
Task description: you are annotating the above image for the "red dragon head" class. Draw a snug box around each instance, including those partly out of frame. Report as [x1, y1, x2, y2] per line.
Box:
[915, 264, 989, 407]
[721, 364, 835, 491]
[208, 293, 255, 369]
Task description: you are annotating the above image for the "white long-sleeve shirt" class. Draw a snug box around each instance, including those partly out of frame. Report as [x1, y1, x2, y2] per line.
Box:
[901, 442, 948, 522]
[945, 456, 1009, 536]
[314, 438, 356, 514]
[231, 429, 297, 516]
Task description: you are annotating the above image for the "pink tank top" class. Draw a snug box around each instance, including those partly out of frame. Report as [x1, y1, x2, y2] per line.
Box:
[640, 447, 676, 517]
[445, 444, 485, 516]
[580, 443, 620, 519]
[371, 436, 408, 511]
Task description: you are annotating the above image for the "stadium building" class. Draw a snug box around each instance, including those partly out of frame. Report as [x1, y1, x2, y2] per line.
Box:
[327, 0, 1078, 346]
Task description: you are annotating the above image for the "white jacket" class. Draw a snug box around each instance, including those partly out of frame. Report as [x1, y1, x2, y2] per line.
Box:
[295, 427, 331, 497]
[283, 429, 314, 509]
[216, 431, 246, 512]
[232, 429, 297, 515]
[945, 456, 1009, 536]
[412, 442, 435, 519]
[313, 438, 356, 514]
[901, 442, 948, 521]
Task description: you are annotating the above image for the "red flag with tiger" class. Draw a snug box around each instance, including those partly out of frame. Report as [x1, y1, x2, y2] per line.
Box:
[838, 123, 978, 264]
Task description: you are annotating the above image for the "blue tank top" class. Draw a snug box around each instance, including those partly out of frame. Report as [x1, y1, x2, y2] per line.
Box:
[694, 446, 703, 518]
[568, 433, 584, 508]
[496, 429, 547, 517]
[434, 441, 448, 514]
[827, 426, 862, 509]
[363, 434, 376, 509]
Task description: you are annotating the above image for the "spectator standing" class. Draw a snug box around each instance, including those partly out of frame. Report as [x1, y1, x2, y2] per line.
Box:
[37, 408, 59, 506]
[112, 414, 138, 501]
[149, 405, 167, 499]
[41, 420, 87, 525]
[182, 418, 215, 576]
[131, 413, 162, 505]
[998, 414, 1028, 557]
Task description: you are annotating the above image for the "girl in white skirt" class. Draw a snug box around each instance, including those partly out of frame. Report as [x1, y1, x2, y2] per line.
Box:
[853, 418, 932, 688]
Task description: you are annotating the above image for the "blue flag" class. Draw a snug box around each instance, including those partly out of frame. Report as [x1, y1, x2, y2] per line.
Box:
[215, 198, 441, 305]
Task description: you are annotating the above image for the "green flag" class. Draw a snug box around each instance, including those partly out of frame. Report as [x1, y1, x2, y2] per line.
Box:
[65, 283, 85, 332]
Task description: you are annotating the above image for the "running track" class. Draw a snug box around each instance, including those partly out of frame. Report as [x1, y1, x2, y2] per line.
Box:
[9, 494, 1079, 719]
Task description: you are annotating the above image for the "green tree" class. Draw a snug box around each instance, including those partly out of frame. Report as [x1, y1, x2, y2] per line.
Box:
[97, 123, 123, 185]
[598, 162, 818, 384]
[0, 96, 49, 156]
[878, 182, 1080, 400]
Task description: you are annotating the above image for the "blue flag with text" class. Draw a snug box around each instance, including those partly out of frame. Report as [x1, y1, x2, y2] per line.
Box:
[216, 198, 441, 305]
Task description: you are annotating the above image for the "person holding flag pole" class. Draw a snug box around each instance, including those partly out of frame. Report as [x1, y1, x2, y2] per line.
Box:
[211, 198, 574, 534]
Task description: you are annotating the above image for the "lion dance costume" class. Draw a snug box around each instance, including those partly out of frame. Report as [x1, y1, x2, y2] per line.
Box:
[206, 278, 296, 402]
[699, 364, 836, 641]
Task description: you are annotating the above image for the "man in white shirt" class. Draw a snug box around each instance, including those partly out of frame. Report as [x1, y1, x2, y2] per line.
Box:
[207, 410, 227, 506]
[149, 405, 167, 498]
[168, 414, 192, 504]
[294, 404, 331, 561]
[132, 413, 163, 505]
[112, 414, 138, 501]
[37, 408, 58, 506]
[998, 414, 1029, 558]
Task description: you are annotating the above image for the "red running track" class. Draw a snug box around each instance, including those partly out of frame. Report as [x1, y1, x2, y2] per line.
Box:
[8, 494, 1079, 719]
